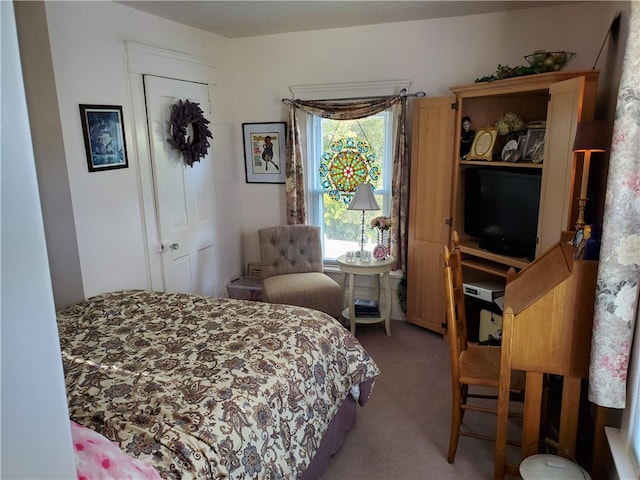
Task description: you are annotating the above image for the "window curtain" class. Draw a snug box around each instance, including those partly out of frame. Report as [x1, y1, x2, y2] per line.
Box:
[589, 1, 640, 409]
[284, 93, 409, 271]
[285, 105, 306, 225]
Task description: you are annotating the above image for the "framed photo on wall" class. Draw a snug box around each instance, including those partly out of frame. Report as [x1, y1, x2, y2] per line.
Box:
[79, 104, 129, 172]
[243, 122, 286, 184]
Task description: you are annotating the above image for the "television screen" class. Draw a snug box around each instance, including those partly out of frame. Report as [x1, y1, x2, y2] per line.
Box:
[464, 167, 542, 260]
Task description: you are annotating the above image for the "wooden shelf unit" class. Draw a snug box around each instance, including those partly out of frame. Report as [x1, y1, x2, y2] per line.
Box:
[460, 159, 543, 169]
[459, 237, 530, 279]
[407, 70, 598, 333]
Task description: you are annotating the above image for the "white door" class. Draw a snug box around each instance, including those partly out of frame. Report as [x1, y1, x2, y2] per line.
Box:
[144, 75, 216, 295]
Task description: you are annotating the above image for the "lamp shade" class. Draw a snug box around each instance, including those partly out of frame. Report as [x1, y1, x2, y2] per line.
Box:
[573, 120, 607, 152]
[347, 183, 380, 211]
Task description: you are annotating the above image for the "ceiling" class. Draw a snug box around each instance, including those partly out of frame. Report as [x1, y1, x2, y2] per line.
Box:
[116, 1, 573, 39]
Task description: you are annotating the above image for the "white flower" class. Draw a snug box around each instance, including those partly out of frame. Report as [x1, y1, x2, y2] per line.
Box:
[613, 283, 639, 320]
[370, 216, 393, 231]
[617, 234, 640, 266]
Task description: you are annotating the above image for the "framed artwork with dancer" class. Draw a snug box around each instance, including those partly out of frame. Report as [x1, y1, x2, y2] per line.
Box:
[243, 122, 286, 183]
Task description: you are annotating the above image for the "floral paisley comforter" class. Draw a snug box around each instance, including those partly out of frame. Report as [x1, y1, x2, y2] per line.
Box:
[57, 290, 379, 479]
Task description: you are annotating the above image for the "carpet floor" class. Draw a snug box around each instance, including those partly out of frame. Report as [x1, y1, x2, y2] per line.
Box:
[320, 319, 522, 480]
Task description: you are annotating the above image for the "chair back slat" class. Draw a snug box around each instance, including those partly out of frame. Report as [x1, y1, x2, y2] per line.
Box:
[443, 240, 469, 383]
[443, 237, 468, 338]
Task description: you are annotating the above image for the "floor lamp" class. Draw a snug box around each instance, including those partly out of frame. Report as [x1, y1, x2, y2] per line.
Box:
[347, 183, 380, 254]
[573, 120, 607, 230]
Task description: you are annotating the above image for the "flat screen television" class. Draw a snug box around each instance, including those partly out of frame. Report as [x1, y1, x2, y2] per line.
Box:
[464, 167, 542, 261]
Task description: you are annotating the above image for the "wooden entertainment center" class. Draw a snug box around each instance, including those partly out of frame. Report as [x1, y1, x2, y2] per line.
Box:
[407, 70, 599, 333]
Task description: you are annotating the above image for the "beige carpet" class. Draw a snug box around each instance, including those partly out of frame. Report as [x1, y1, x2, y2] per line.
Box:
[321, 320, 522, 480]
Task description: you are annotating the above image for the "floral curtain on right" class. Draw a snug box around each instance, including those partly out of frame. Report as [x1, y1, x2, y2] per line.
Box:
[589, 1, 640, 409]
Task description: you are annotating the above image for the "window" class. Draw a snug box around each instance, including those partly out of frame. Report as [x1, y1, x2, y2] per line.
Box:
[306, 112, 393, 262]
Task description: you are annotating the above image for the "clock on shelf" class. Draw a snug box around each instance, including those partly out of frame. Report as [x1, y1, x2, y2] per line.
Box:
[373, 244, 388, 260]
[501, 139, 520, 162]
[468, 127, 498, 161]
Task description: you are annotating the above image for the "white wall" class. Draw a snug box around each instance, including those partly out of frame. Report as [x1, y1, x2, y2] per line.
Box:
[1, 2, 76, 477]
[228, 1, 626, 264]
[14, 1, 85, 309]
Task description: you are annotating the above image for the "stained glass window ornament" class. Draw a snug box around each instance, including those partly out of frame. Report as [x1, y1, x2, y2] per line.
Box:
[319, 136, 379, 205]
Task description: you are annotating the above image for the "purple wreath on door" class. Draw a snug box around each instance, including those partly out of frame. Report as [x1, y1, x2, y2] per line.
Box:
[167, 99, 213, 167]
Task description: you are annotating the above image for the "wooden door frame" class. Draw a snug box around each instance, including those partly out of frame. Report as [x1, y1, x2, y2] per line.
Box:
[124, 41, 219, 290]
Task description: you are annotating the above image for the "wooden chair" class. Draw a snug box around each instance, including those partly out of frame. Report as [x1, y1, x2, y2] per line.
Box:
[442, 232, 524, 463]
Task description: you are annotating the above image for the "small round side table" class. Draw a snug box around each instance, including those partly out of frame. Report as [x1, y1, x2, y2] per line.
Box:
[336, 254, 394, 336]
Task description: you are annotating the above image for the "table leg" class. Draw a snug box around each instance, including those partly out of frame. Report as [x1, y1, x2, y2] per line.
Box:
[558, 376, 581, 458]
[382, 271, 392, 335]
[522, 371, 544, 459]
[348, 272, 357, 335]
[341, 272, 347, 308]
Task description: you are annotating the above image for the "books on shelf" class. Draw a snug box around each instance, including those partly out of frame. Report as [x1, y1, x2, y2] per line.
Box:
[354, 298, 379, 317]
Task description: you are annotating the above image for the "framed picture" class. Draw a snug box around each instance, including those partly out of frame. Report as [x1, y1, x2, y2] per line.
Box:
[243, 122, 286, 183]
[79, 104, 128, 172]
[468, 127, 498, 161]
[517, 134, 528, 157]
[524, 127, 546, 164]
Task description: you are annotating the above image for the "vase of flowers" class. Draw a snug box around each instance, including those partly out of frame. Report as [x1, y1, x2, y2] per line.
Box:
[494, 112, 525, 158]
[495, 112, 525, 136]
[370, 215, 393, 258]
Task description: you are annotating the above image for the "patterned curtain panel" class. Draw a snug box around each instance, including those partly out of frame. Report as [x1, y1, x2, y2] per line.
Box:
[283, 94, 409, 271]
[589, 2, 640, 409]
[391, 98, 409, 271]
[285, 105, 306, 225]
[285, 97, 403, 120]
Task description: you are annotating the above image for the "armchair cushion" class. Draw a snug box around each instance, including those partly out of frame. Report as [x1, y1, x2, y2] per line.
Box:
[262, 272, 343, 319]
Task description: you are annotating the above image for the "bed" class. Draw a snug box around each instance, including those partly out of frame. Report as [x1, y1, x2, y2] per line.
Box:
[57, 290, 380, 479]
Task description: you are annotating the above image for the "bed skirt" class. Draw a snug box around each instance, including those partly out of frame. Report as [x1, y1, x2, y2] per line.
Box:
[303, 378, 374, 479]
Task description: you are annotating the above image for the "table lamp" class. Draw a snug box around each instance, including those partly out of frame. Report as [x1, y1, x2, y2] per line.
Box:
[347, 183, 380, 254]
[573, 120, 607, 230]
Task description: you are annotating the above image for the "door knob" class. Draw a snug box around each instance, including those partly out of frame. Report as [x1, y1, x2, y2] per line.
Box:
[159, 242, 179, 252]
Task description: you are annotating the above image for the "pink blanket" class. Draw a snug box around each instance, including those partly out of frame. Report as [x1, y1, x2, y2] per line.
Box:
[71, 421, 159, 480]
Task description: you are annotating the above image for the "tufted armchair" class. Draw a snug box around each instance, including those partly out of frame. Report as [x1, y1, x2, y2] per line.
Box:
[258, 225, 343, 318]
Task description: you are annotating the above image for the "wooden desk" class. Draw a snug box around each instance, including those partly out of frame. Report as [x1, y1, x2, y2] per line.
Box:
[336, 255, 394, 335]
[494, 242, 598, 479]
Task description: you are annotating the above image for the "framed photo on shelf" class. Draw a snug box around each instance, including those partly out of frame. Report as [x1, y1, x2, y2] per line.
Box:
[243, 122, 286, 183]
[79, 104, 128, 172]
[517, 134, 528, 157]
[468, 127, 498, 162]
[524, 127, 546, 164]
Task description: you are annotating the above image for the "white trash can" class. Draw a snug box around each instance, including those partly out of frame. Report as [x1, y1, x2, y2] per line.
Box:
[519, 454, 591, 480]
